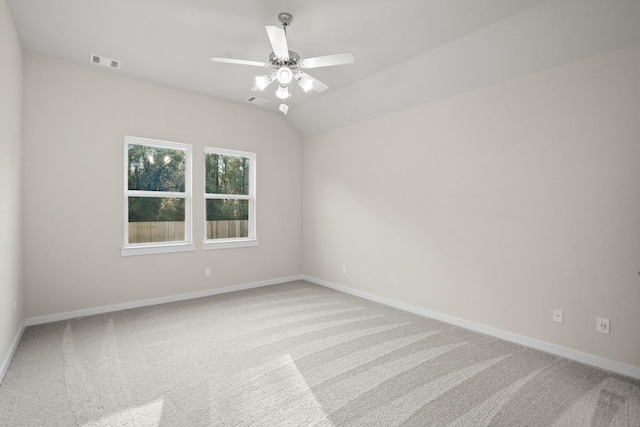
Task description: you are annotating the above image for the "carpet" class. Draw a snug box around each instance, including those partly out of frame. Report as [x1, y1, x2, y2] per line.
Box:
[1, 281, 638, 426]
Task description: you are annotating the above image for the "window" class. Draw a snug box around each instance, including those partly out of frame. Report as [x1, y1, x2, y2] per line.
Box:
[203, 147, 257, 249]
[122, 136, 194, 256]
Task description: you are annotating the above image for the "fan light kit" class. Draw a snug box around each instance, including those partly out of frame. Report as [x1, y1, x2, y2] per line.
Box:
[277, 67, 293, 85]
[210, 12, 355, 115]
[276, 85, 290, 99]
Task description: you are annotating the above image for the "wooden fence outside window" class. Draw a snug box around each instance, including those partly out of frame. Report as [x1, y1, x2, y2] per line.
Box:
[128, 220, 248, 243]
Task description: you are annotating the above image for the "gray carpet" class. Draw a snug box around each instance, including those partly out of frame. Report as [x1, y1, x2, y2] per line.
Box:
[0, 280, 638, 426]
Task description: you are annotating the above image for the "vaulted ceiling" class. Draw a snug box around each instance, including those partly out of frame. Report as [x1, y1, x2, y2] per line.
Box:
[7, 0, 640, 137]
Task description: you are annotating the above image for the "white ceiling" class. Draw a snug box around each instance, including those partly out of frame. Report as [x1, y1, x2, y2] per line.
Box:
[7, 0, 640, 137]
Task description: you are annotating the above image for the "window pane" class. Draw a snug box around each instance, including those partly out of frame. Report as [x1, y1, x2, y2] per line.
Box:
[128, 144, 186, 192]
[206, 199, 249, 239]
[205, 153, 250, 195]
[128, 197, 185, 243]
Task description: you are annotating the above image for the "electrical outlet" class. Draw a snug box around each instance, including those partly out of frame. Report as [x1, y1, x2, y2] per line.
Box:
[205, 267, 211, 277]
[13, 300, 17, 315]
[596, 317, 609, 334]
[553, 309, 563, 323]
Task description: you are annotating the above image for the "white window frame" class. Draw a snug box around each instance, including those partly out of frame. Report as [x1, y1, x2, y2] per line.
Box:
[203, 147, 257, 250]
[122, 136, 194, 256]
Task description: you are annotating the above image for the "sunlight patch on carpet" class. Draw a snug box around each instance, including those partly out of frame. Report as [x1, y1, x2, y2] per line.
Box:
[210, 354, 331, 426]
[81, 399, 164, 427]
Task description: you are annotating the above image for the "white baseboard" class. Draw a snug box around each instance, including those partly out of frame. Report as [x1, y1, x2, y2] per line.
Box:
[303, 275, 640, 380]
[1, 323, 25, 384]
[25, 275, 304, 327]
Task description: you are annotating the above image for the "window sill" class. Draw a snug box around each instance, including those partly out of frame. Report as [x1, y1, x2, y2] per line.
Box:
[121, 242, 195, 257]
[202, 238, 258, 250]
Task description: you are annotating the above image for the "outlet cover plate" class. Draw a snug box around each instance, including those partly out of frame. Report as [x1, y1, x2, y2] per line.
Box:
[596, 317, 610, 334]
[553, 309, 563, 323]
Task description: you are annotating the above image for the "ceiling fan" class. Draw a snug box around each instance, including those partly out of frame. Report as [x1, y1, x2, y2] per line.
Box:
[210, 12, 355, 115]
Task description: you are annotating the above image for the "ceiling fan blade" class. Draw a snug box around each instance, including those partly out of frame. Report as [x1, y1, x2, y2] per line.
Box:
[299, 52, 355, 69]
[210, 57, 268, 67]
[265, 26, 289, 61]
[296, 72, 329, 93]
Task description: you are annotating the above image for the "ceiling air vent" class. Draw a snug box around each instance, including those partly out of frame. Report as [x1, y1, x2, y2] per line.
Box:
[246, 96, 268, 106]
[89, 54, 121, 70]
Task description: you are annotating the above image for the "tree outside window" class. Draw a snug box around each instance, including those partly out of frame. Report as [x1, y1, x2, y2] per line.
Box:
[123, 137, 192, 255]
[204, 147, 256, 247]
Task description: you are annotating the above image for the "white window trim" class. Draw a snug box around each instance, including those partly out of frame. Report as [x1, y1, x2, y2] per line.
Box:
[122, 136, 194, 257]
[202, 147, 257, 250]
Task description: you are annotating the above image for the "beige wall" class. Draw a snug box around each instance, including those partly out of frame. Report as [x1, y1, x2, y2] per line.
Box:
[303, 44, 640, 368]
[0, 0, 23, 371]
[22, 54, 303, 318]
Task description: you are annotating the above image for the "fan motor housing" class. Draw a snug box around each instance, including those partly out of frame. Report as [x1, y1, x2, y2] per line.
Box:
[269, 51, 300, 69]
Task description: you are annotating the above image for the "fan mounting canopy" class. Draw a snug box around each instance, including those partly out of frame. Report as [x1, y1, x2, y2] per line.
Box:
[278, 12, 293, 27]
